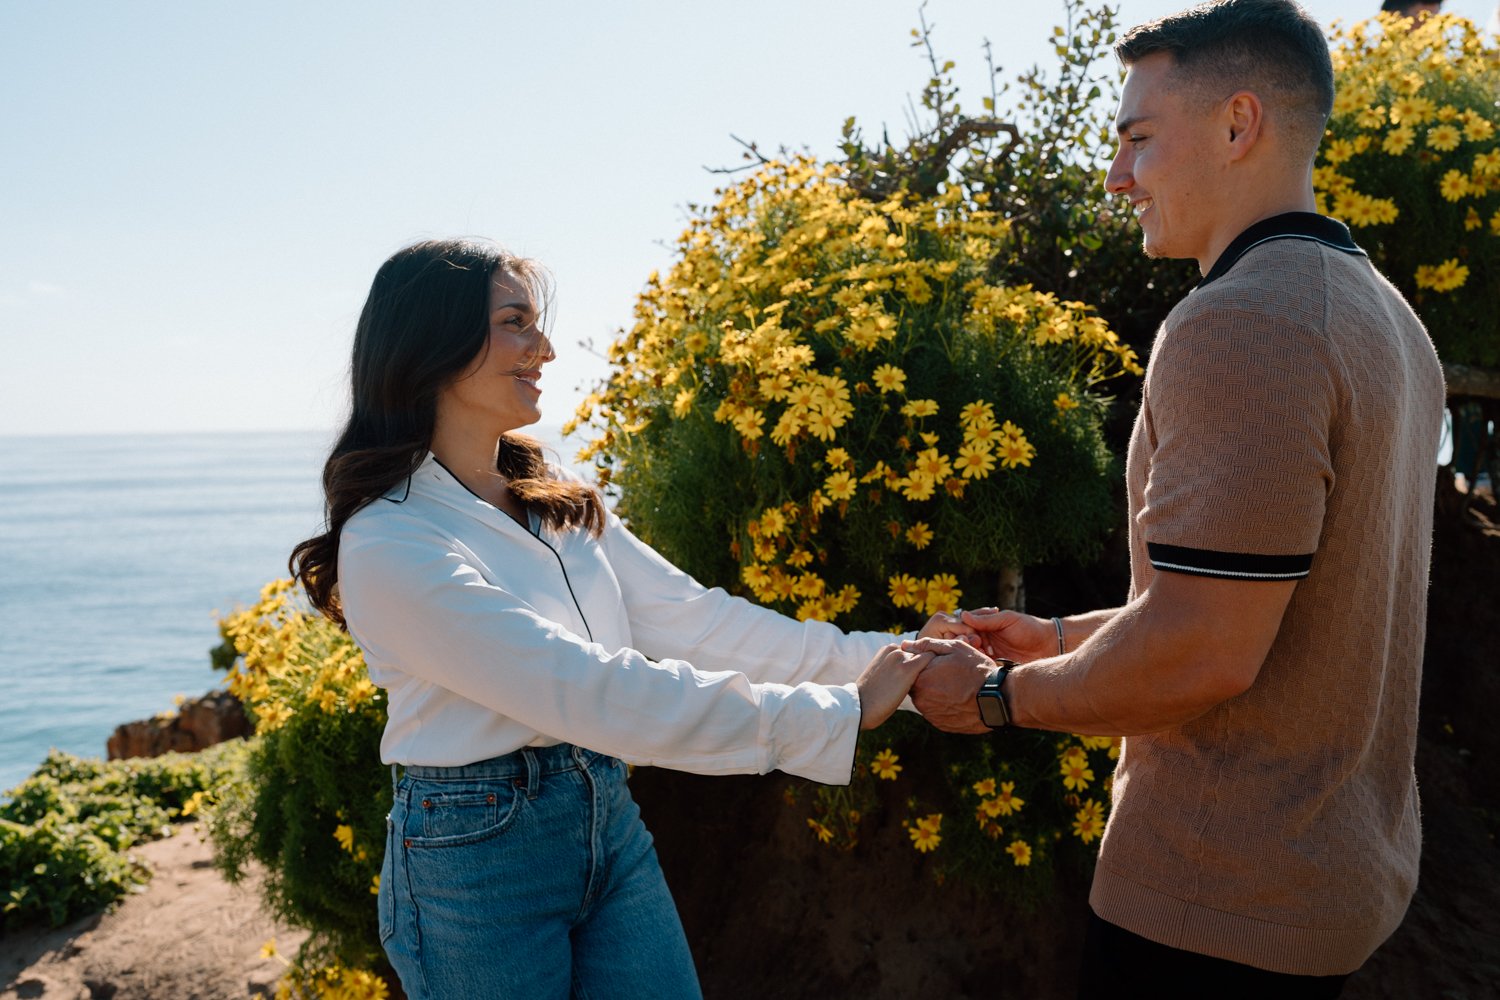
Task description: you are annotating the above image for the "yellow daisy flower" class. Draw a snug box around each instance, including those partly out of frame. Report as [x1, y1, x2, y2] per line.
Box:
[900, 398, 939, 419]
[908, 813, 943, 853]
[871, 364, 907, 394]
[1438, 169, 1469, 202]
[1073, 799, 1106, 844]
[888, 573, 920, 608]
[1426, 123, 1461, 151]
[1060, 755, 1095, 791]
[870, 748, 902, 780]
[992, 781, 1025, 816]
[956, 443, 997, 479]
[824, 470, 857, 501]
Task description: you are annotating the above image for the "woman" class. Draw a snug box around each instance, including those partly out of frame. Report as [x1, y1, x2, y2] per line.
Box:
[290, 238, 969, 999]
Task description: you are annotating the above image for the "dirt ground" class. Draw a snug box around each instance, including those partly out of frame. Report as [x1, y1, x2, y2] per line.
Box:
[0, 825, 307, 1000]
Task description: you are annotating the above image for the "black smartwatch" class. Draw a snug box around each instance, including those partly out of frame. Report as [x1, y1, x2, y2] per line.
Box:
[976, 660, 1017, 729]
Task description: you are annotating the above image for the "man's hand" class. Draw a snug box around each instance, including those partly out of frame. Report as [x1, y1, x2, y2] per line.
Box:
[960, 608, 1057, 663]
[916, 611, 982, 648]
[902, 637, 996, 735]
[855, 644, 935, 730]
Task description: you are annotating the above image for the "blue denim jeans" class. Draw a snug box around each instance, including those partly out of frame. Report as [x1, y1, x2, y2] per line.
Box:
[379, 744, 702, 1000]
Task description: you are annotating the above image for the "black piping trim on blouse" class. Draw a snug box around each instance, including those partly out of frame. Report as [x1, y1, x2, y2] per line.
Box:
[382, 472, 414, 504]
[424, 455, 595, 644]
[1147, 542, 1313, 581]
[1199, 212, 1365, 288]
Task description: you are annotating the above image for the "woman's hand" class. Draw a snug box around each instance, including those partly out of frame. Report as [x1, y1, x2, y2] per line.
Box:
[856, 644, 935, 730]
[917, 611, 982, 649]
[959, 608, 1058, 663]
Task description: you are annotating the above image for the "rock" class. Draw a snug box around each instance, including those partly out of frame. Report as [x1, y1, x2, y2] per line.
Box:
[105, 690, 252, 761]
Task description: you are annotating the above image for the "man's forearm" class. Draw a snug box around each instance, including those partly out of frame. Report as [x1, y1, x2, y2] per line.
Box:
[1006, 601, 1150, 734]
[1055, 607, 1125, 654]
[1007, 577, 1289, 735]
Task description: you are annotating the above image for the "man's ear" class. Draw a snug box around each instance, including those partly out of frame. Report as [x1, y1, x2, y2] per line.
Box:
[1224, 90, 1263, 161]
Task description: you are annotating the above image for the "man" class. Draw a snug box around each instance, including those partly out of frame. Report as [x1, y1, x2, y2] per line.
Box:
[1380, 0, 1442, 21]
[906, 0, 1445, 993]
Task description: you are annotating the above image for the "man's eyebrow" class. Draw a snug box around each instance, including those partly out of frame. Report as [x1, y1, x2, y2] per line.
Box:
[1116, 115, 1152, 135]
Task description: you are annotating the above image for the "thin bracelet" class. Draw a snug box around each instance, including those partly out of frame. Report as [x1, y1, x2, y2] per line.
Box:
[1051, 616, 1066, 656]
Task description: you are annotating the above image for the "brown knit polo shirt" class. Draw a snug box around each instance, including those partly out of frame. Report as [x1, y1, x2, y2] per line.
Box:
[1093, 214, 1446, 975]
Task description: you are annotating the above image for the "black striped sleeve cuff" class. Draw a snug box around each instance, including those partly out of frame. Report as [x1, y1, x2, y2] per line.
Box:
[1146, 543, 1313, 581]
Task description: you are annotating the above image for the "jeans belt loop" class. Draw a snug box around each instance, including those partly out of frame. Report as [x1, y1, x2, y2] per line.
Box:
[522, 748, 540, 800]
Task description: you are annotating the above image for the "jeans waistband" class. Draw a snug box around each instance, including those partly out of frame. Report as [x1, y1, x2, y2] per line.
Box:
[401, 743, 609, 782]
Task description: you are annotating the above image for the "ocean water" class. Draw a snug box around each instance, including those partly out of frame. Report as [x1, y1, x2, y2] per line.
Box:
[0, 427, 574, 793]
[0, 431, 330, 792]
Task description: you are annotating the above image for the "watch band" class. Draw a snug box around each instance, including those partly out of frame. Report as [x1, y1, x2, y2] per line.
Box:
[976, 659, 1016, 729]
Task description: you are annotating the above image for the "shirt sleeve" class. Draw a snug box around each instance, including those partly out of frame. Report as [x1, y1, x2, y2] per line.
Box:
[597, 510, 903, 685]
[339, 517, 863, 785]
[1136, 307, 1336, 581]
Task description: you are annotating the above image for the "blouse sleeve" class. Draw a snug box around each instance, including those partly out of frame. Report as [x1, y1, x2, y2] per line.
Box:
[339, 515, 863, 785]
[597, 510, 903, 687]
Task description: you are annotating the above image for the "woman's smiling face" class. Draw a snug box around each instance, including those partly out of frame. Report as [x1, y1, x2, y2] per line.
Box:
[437, 269, 555, 438]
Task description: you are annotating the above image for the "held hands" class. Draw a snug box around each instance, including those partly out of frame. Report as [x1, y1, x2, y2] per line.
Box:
[853, 638, 998, 735]
[855, 644, 935, 730]
[856, 613, 986, 733]
[860, 609, 1061, 733]
[916, 611, 982, 649]
[903, 637, 997, 735]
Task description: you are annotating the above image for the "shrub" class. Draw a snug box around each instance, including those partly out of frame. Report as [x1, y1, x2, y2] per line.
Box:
[208, 581, 391, 983]
[0, 743, 244, 929]
[1316, 12, 1500, 368]
[571, 152, 1137, 628]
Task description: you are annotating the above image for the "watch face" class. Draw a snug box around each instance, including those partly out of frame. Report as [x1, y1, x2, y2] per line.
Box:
[977, 690, 1009, 728]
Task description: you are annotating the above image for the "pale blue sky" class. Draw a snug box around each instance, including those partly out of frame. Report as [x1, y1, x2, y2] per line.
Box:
[2, 0, 1494, 438]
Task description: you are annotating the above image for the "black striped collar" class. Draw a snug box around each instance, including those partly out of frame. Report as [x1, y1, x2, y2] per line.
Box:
[1199, 212, 1365, 288]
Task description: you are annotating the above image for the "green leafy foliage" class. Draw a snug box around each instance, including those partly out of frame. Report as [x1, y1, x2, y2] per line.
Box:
[842, 0, 1198, 355]
[206, 584, 391, 974]
[0, 743, 245, 929]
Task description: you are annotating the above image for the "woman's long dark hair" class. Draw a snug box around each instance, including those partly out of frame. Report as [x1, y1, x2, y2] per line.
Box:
[291, 238, 604, 627]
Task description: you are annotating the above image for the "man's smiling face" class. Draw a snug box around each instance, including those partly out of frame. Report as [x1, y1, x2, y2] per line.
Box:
[1105, 51, 1228, 267]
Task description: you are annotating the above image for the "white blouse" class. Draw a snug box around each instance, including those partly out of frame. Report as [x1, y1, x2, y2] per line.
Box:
[338, 454, 902, 785]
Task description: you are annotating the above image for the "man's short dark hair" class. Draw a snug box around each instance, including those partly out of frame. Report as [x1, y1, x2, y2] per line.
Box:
[1115, 0, 1334, 160]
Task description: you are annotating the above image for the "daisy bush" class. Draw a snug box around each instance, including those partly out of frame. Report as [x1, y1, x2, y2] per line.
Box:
[204, 581, 394, 1000]
[1316, 12, 1500, 367]
[569, 157, 1138, 630]
[571, 3, 1147, 891]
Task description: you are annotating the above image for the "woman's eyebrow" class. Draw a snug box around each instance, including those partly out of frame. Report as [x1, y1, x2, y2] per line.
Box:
[491, 300, 533, 315]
